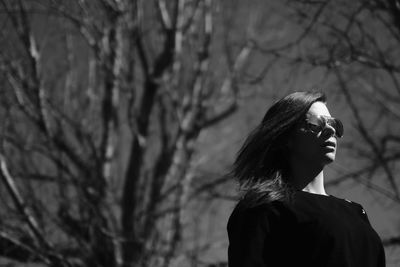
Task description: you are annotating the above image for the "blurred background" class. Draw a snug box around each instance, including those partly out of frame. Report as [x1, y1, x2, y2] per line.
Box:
[0, 0, 399, 266]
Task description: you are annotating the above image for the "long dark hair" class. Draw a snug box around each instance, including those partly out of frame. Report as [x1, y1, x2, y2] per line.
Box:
[232, 91, 326, 208]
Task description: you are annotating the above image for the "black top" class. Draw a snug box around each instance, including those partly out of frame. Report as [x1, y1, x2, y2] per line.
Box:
[227, 190, 386, 267]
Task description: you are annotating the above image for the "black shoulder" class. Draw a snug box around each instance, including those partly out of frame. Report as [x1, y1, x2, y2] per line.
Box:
[227, 200, 283, 233]
[227, 201, 284, 267]
[338, 197, 371, 224]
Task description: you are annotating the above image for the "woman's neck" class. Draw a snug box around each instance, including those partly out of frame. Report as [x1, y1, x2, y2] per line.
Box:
[288, 161, 328, 196]
[301, 171, 327, 195]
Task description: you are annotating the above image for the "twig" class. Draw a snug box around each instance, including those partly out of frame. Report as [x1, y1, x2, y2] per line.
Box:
[382, 235, 400, 247]
[0, 154, 50, 249]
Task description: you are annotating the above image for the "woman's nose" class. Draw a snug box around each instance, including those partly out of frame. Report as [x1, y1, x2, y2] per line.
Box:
[321, 123, 336, 138]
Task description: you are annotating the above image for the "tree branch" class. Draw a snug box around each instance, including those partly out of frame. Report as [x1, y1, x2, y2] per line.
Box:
[335, 69, 400, 199]
[0, 154, 50, 249]
[382, 235, 400, 247]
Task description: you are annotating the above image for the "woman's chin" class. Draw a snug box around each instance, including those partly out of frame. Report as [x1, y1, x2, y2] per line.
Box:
[323, 152, 336, 164]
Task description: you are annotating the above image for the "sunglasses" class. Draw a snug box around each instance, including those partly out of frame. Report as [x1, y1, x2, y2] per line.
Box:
[303, 115, 344, 138]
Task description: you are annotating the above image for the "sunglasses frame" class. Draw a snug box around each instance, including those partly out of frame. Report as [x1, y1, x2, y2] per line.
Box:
[303, 115, 344, 138]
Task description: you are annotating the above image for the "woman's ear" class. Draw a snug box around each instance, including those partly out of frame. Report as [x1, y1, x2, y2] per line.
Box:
[286, 133, 294, 150]
[286, 139, 293, 149]
[280, 139, 292, 157]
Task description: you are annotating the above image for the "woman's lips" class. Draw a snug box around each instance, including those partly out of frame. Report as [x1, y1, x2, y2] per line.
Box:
[322, 141, 336, 149]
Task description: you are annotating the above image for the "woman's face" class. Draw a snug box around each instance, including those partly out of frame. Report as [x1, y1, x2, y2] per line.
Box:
[289, 102, 339, 167]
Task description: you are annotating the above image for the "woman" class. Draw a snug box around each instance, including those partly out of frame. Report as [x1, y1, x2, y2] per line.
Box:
[227, 91, 385, 267]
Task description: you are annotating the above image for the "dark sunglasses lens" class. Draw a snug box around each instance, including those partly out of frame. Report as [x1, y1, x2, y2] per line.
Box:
[307, 123, 323, 133]
[306, 117, 344, 137]
[328, 118, 343, 137]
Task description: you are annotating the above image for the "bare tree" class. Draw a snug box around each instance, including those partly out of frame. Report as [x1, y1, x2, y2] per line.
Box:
[0, 0, 254, 266]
